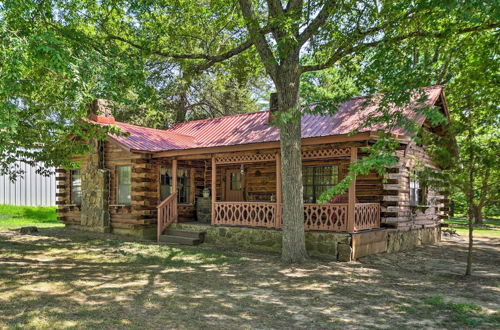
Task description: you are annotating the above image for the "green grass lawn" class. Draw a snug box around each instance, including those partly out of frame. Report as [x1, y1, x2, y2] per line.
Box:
[0, 205, 62, 229]
[444, 217, 500, 237]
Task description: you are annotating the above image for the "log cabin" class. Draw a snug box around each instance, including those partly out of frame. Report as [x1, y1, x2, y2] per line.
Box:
[56, 85, 450, 260]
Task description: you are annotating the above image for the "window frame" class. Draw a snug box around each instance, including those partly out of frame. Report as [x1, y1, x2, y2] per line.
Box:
[302, 165, 340, 203]
[70, 169, 82, 205]
[116, 165, 132, 205]
[409, 170, 427, 206]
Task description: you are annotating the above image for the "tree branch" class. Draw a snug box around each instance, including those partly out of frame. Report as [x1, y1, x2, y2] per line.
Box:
[266, 0, 284, 16]
[301, 23, 498, 73]
[239, 0, 278, 80]
[297, 1, 336, 46]
[106, 33, 251, 62]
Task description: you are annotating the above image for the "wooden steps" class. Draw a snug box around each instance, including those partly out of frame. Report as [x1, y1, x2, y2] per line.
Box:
[159, 229, 206, 246]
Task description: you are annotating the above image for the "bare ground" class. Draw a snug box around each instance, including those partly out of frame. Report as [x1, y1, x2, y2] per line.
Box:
[0, 228, 498, 329]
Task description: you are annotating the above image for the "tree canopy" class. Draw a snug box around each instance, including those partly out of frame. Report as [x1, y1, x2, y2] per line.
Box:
[0, 0, 498, 262]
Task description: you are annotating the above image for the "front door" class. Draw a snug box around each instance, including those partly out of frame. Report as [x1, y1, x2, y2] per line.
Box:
[225, 170, 244, 201]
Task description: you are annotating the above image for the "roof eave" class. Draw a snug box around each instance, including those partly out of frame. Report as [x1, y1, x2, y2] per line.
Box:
[151, 132, 373, 158]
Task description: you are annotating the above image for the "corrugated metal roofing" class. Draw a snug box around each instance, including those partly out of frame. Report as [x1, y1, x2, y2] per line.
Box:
[96, 85, 444, 152]
[110, 122, 197, 151]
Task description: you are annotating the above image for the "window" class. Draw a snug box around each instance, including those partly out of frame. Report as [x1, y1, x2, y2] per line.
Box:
[409, 171, 427, 206]
[160, 167, 191, 203]
[230, 172, 242, 190]
[302, 165, 339, 203]
[117, 165, 131, 204]
[71, 169, 82, 205]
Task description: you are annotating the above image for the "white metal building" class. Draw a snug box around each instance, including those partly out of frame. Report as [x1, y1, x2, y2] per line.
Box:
[0, 161, 56, 207]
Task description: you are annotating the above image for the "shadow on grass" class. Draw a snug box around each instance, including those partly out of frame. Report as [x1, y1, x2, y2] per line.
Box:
[0, 228, 499, 328]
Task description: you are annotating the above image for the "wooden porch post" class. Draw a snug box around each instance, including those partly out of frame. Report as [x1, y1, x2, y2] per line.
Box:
[172, 159, 178, 193]
[275, 152, 282, 228]
[211, 155, 216, 224]
[172, 158, 178, 223]
[347, 147, 357, 232]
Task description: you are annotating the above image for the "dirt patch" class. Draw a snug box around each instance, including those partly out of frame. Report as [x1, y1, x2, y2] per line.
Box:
[0, 228, 498, 329]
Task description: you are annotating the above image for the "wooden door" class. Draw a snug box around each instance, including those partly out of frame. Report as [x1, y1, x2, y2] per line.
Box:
[225, 170, 244, 201]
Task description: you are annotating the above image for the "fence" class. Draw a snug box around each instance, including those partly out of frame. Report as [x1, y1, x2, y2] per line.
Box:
[0, 161, 56, 207]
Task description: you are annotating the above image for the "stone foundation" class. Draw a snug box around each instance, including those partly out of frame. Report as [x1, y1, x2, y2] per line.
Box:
[386, 226, 441, 253]
[196, 197, 211, 223]
[171, 223, 351, 260]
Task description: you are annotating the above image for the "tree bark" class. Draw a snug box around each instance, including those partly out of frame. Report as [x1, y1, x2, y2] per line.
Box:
[465, 123, 475, 276]
[465, 207, 474, 276]
[472, 205, 483, 225]
[174, 91, 188, 123]
[449, 200, 455, 218]
[276, 68, 308, 263]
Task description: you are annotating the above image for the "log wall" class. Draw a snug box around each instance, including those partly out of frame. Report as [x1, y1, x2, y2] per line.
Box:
[105, 141, 157, 231]
[56, 155, 85, 227]
[381, 142, 446, 230]
[57, 139, 446, 235]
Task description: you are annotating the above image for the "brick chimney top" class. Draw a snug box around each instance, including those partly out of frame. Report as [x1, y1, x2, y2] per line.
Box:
[88, 99, 115, 124]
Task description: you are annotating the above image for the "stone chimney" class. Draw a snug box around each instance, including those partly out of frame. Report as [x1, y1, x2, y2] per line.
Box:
[268, 92, 278, 124]
[88, 99, 115, 124]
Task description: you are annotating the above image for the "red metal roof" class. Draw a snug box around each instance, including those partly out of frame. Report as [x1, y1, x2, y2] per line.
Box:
[110, 122, 197, 151]
[96, 85, 444, 152]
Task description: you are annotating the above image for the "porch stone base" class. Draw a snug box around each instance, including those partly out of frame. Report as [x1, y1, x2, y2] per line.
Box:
[171, 223, 351, 260]
[386, 226, 441, 253]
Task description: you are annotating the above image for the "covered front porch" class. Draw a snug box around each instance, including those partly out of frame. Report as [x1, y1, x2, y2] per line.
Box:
[156, 146, 381, 241]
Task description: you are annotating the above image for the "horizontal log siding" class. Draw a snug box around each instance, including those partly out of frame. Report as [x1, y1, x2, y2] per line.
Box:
[56, 155, 86, 226]
[381, 142, 445, 230]
[106, 141, 156, 230]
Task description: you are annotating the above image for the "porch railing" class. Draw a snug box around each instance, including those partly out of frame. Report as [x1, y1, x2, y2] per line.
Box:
[354, 203, 380, 231]
[213, 201, 279, 228]
[213, 201, 379, 232]
[157, 192, 177, 242]
[304, 203, 348, 231]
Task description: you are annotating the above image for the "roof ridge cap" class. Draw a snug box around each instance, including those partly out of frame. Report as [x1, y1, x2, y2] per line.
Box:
[170, 110, 269, 129]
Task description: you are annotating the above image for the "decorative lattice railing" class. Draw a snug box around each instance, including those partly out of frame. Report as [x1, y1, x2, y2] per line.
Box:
[354, 203, 380, 231]
[303, 203, 348, 231]
[213, 202, 379, 232]
[213, 202, 279, 228]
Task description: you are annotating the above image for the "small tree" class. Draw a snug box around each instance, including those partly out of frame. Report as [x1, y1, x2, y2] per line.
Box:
[411, 29, 499, 275]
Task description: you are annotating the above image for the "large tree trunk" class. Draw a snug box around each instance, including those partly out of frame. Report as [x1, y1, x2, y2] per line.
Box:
[174, 91, 188, 123]
[275, 69, 308, 263]
[472, 205, 483, 225]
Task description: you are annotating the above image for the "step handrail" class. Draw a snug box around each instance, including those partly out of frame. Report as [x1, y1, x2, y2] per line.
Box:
[157, 192, 178, 242]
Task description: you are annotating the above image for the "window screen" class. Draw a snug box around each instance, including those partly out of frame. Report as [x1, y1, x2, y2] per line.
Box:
[117, 165, 131, 204]
[302, 165, 339, 203]
[71, 169, 82, 205]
